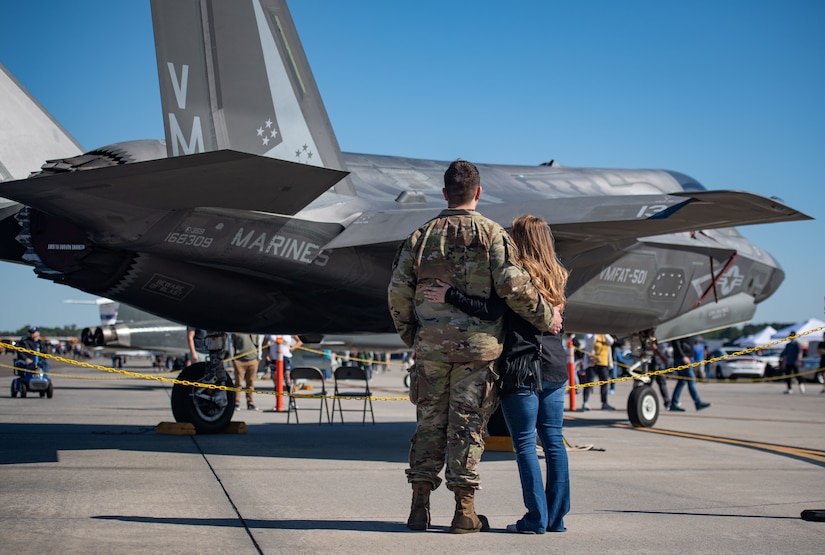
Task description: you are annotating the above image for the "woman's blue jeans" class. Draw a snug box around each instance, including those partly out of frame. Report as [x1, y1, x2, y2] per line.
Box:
[500, 381, 570, 533]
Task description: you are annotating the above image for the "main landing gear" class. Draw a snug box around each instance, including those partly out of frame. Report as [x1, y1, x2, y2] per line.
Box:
[170, 332, 236, 433]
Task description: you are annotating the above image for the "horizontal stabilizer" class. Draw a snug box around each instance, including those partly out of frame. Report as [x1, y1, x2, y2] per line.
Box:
[0, 150, 348, 228]
[322, 207, 443, 250]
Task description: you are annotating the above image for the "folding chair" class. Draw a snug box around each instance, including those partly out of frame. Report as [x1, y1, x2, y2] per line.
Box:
[287, 366, 331, 424]
[332, 363, 375, 424]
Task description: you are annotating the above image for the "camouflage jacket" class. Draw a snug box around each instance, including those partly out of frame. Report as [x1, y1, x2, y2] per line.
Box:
[388, 208, 554, 363]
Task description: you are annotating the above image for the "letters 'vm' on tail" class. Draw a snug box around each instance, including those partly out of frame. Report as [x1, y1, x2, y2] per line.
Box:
[0, 0, 812, 344]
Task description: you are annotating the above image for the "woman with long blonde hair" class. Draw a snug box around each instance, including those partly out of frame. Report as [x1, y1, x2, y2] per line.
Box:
[510, 214, 568, 309]
[424, 214, 571, 534]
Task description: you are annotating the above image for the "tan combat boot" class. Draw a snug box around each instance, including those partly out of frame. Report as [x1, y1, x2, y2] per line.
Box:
[449, 486, 490, 534]
[406, 482, 432, 530]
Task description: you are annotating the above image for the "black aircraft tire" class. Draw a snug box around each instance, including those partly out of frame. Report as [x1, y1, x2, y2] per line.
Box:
[627, 385, 658, 428]
[171, 363, 236, 434]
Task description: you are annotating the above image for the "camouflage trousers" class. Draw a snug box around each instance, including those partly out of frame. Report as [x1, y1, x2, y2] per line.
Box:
[406, 359, 500, 491]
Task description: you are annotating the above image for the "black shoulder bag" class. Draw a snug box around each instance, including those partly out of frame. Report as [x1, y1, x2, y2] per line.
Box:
[497, 334, 543, 394]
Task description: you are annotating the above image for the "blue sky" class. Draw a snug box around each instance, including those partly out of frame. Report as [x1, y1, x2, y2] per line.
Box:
[0, 0, 822, 332]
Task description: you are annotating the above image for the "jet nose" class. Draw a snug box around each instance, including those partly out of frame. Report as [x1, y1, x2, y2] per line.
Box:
[764, 268, 785, 302]
[752, 258, 785, 304]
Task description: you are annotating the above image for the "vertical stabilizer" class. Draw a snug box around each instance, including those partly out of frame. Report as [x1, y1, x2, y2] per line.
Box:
[150, 0, 354, 194]
[99, 301, 120, 326]
[0, 64, 83, 182]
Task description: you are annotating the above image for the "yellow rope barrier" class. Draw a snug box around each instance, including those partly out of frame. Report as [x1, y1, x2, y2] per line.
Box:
[2, 325, 822, 400]
[566, 326, 824, 391]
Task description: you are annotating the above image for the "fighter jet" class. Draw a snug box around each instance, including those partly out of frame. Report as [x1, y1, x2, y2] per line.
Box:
[0, 0, 811, 431]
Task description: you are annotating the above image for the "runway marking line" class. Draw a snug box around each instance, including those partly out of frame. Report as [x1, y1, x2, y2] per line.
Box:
[611, 422, 825, 466]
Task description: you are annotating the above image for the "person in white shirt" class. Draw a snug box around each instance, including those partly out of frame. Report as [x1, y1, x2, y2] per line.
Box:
[266, 335, 303, 407]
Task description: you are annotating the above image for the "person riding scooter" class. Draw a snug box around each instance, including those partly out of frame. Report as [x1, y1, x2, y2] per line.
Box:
[15, 327, 50, 374]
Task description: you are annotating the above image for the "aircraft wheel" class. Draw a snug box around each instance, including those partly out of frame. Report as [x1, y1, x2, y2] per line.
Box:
[171, 362, 236, 434]
[627, 385, 658, 428]
[46, 384, 54, 399]
[19, 382, 27, 398]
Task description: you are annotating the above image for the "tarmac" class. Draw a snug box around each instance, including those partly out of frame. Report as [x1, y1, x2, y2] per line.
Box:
[0, 354, 823, 554]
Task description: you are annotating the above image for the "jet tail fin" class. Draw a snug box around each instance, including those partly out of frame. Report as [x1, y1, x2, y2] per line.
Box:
[63, 298, 120, 325]
[150, 0, 354, 196]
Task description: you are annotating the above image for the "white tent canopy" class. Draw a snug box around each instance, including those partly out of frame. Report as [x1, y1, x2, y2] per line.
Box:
[770, 318, 825, 344]
[735, 326, 777, 348]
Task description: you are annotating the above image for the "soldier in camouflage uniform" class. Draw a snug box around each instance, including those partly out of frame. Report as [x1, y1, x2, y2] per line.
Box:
[388, 160, 560, 533]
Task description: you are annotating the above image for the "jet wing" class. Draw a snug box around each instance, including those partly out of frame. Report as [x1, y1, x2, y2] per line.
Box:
[545, 190, 811, 255]
[322, 190, 810, 252]
[322, 207, 445, 250]
[0, 150, 348, 234]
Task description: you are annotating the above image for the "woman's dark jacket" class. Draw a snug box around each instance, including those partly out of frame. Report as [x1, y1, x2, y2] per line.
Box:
[444, 288, 568, 385]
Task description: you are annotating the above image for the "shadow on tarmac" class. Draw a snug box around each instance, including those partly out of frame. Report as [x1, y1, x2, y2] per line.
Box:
[0, 416, 622, 466]
[0, 420, 420, 465]
[92, 515, 525, 533]
[93, 515, 424, 532]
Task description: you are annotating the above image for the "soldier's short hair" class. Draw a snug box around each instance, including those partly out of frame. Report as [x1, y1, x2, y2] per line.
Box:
[443, 160, 480, 205]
